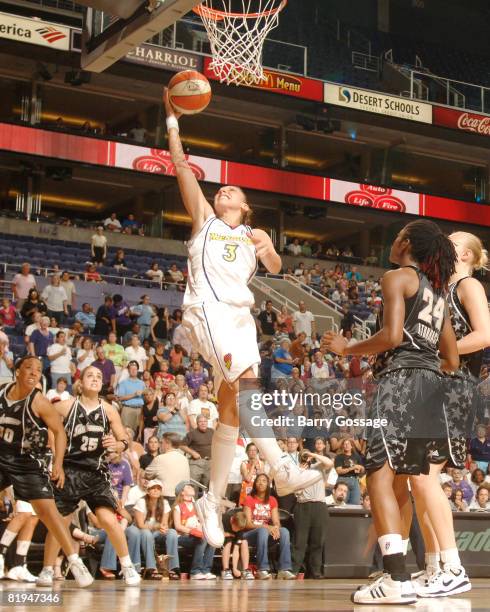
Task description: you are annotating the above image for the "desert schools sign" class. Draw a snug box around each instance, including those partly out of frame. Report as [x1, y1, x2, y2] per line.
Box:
[324, 83, 433, 124]
[0, 12, 69, 50]
[125, 44, 202, 72]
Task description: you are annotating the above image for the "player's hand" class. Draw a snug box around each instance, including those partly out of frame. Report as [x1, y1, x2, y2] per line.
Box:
[323, 331, 348, 356]
[246, 230, 275, 260]
[102, 434, 118, 450]
[163, 87, 182, 120]
[51, 462, 65, 489]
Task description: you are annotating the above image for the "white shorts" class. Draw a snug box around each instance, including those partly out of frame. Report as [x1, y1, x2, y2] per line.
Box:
[15, 500, 36, 516]
[183, 302, 260, 391]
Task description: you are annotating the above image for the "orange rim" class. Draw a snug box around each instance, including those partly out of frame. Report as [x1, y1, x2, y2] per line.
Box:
[193, 0, 287, 21]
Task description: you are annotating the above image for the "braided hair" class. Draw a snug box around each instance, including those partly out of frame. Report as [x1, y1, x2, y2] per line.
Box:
[403, 220, 457, 293]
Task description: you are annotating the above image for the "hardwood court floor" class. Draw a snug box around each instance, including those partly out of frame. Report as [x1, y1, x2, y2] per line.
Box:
[0, 579, 489, 612]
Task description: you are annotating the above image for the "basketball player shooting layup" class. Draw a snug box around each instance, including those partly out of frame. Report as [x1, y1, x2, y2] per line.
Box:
[164, 88, 322, 548]
[0, 356, 93, 587]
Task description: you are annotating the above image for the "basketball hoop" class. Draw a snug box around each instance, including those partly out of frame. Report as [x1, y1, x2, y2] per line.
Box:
[193, 0, 287, 86]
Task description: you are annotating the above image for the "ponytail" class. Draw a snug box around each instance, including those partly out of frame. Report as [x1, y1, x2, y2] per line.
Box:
[404, 220, 457, 293]
[451, 231, 489, 272]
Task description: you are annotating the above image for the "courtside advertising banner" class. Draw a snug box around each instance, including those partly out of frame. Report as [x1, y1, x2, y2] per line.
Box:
[329, 180, 421, 215]
[324, 83, 433, 124]
[433, 106, 490, 138]
[0, 12, 70, 50]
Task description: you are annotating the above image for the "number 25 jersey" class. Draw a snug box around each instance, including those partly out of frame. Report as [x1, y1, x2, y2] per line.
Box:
[373, 266, 448, 377]
[183, 215, 258, 309]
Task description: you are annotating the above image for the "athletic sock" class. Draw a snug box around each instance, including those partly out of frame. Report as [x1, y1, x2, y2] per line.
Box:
[13, 540, 30, 568]
[425, 551, 440, 574]
[119, 555, 132, 568]
[67, 554, 79, 564]
[401, 539, 409, 556]
[378, 534, 409, 582]
[378, 533, 403, 556]
[0, 529, 17, 555]
[440, 548, 462, 571]
[208, 422, 239, 500]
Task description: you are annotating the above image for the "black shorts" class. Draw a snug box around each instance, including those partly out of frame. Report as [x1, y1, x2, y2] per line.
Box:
[0, 452, 53, 502]
[364, 369, 445, 475]
[54, 465, 118, 516]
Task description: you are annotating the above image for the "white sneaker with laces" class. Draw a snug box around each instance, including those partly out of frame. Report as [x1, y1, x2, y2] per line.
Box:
[204, 572, 216, 580]
[194, 492, 224, 548]
[7, 565, 37, 583]
[36, 567, 54, 587]
[190, 572, 207, 580]
[221, 569, 233, 580]
[411, 566, 439, 588]
[352, 574, 416, 604]
[271, 456, 324, 496]
[68, 557, 94, 588]
[121, 565, 141, 586]
[414, 566, 471, 598]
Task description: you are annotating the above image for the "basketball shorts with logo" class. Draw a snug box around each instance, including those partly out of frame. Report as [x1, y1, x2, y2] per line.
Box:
[364, 368, 445, 475]
[0, 453, 53, 502]
[427, 374, 478, 469]
[54, 465, 118, 517]
[183, 302, 260, 391]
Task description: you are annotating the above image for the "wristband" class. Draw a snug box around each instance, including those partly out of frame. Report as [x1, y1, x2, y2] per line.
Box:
[166, 116, 179, 133]
[121, 439, 129, 452]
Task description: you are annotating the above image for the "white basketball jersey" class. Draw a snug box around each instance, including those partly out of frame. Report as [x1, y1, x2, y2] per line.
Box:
[183, 215, 258, 308]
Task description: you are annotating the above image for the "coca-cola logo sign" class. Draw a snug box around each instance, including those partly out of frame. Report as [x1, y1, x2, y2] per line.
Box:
[457, 113, 490, 136]
[132, 148, 206, 179]
[344, 184, 406, 212]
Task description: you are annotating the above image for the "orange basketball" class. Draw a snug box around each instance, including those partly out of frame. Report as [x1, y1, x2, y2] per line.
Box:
[168, 70, 212, 115]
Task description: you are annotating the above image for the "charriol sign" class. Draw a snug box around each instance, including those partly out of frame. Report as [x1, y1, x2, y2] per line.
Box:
[125, 44, 202, 72]
[324, 83, 433, 124]
[203, 57, 323, 101]
[0, 12, 69, 51]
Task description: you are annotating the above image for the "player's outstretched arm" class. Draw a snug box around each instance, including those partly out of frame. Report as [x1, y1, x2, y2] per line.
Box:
[247, 228, 282, 274]
[163, 88, 214, 235]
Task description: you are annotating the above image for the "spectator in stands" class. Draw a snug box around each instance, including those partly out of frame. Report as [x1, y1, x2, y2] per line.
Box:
[271, 339, 295, 379]
[221, 509, 252, 580]
[145, 433, 190, 504]
[239, 443, 265, 506]
[339, 305, 355, 337]
[113, 294, 133, 338]
[185, 360, 208, 398]
[41, 274, 68, 324]
[365, 249, 379, 266]
[122, 214, 140, 235]
[167, 264, 185, 291]
[287, 238, 302, 256]
[468, 424, 490, 473]
[188, 384, 218, 429]
[28, 316, 53, 372]
[273, 323, 290, 348]
[146, 262, 164, 284]
[122, 322, 141, 346]
[124, 334, 148, 373]
[243, 473, 295, 580]
[139, 435, 160, 470]
[325, 481, 349, 507]
[107, 451, 133, 506]
[181, 415, 214, 489]
[301, 240, 312, 257]
[366, 290, 382, 308]
[311, 350, 333, 380]
[139, 390, 160, 446]
[84, 263, 102, 283]
[0, 340, 13, 384]
[130, 480, 171, 580]
[24, 312, 41, 345]
[47, 330, 74, 389]
[290, 332, 306, 363]
[341, 246, 354, 258]
[153, 359, 175, 391]
[151, 308, 169, 345]
[46, 377, 71, 403]
[91, 226, 107, 264]
[75, 303, 96, 333]
[293, 301, 315, 343]
[156, 392, 187, 439]
[172, 483, 216, 580]
[334, 438, 364, 505]
[92, 345, 116, 393]
[60, 271, 77, 315]
[117, 361, 146, 430]
[20, 288, 47, 323]
[469, 469, 486, 496]
[449, 468, 474, 505]
[449, 489, 468, 512]
[104, 331, 126, 380]
[346, 266, 362, 282]
[0, 298, 16, 330]
[258, 300, 277, 342]
[94, 296, 116, 336]
[76, 337, 95, 374]
[104, 212, 122, 232]
[12, 263, 36, 311]
[111, 249, 127, 271]
[469, 487, 490, 512]
[131, 295, 154, 341]
[128, 121, 147, 144]
[277, 305, 294, 336]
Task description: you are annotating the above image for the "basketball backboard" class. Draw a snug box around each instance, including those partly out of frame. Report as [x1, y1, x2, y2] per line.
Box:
[81, 0, 202, 73]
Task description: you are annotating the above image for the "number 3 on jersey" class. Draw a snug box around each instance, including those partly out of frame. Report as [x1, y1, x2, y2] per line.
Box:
[419, 287, 445, 331]
[223, 243, 238, 262]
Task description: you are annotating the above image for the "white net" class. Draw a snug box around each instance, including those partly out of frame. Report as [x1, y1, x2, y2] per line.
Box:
[195, 0, 287, 86]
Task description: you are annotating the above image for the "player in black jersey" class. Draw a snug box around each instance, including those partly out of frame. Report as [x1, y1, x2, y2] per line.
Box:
[408, 231, 490, 598]
[37, 365, 141, 586]
[0, 356, 93, 587]
[325, 220, 459, 605]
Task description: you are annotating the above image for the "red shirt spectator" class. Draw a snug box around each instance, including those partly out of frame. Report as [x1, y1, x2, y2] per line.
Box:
[0, 299, 16, 327]
[244, 493, 278, 526]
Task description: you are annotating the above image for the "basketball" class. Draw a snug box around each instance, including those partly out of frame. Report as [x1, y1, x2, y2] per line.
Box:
[167, 70, 212, 115]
